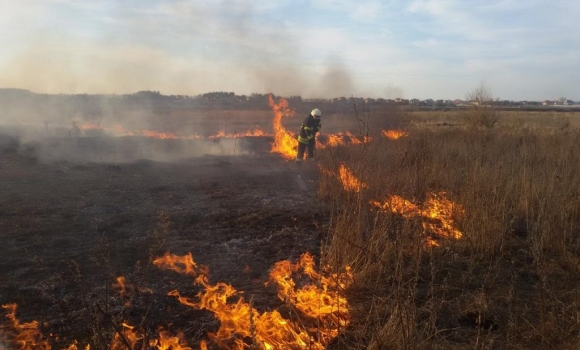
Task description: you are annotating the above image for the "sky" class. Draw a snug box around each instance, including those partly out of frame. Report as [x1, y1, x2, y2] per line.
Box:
[0, 0, 578, 100]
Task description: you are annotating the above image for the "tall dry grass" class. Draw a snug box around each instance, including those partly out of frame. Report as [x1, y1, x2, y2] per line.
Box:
[318, 108, 580, 349]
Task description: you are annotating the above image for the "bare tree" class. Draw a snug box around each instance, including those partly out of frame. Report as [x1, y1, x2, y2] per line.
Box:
[465, 82, 498, 129]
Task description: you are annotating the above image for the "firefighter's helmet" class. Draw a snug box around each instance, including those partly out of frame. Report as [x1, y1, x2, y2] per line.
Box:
[311, 108, 322, 118]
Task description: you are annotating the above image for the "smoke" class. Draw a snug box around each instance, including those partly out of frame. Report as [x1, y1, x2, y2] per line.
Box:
[0, 1, 391, 100]
[382, 86, 405, 99]
[0, 1, 405, 163]
[29, 136, 259, 164]
[0, 120, 267, 164]
[315, 58, 355, 98]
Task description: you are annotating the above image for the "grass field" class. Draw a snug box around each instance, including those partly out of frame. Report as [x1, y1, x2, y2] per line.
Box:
[1, 105, 579, 349]
[317, 107, 580, 349]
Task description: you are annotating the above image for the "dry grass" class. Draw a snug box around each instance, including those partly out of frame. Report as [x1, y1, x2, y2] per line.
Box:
[318, 108, 580, 349]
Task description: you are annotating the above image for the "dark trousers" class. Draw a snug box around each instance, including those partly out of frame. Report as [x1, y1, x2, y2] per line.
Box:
[296, 141, 315, 161]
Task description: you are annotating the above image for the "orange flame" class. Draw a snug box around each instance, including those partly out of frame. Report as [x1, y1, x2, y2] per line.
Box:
[421, 193, 464, 239]
[370, 192, 464, 245]
[79, 122, 102, 131]
[267, 252, 353, 344]
[318, 132, 371, 148]
[323, 134, 347, 147]
[1, 303, 51, 350]
[382, 129, 408, 140]
[152, 252, 200, 277]
[338, 164, 368, 192]
[75, 121, 274, 140]
[110, 323, 142, 350]
[208, 127, 269, 139]
[155, 252, 352, 349]
[110, 125, 135, 137]
[142, 130, 181, 140]
[150, 329, 191, 350]
[268, 95, 297, 160]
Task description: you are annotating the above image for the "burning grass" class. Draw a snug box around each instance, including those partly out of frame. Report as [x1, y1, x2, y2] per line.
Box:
[316, 111, 580, 349]
[3, 100, 580, 349]
[1, 252, 352, 350]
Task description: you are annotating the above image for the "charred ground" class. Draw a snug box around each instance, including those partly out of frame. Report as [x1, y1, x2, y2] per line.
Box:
[0, 133, 326, 347]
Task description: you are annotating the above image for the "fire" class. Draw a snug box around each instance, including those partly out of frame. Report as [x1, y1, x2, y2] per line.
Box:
[318, 132, 371, 148]
[1, 303, 51, 350]
[323, 134, 347, 147]
[338, 164, 368, 192]
[142, 130, 181, 139]
[150, 329, 191, 350]
[154, 251, 352, 349]
[110, 323, 142, 350]
[74, 121, 273, 141]
[110, 125, 135, 137]
[207, 127, 269, 139]
[370, 192, 464, 245]
[153, 252, 199, 276]
[421, 192, 464, 239]
[268, 95, 297, 160]
[343, 131, 369, 145]
[1, 303, 193, 350]
[79, 122, 102, 131]
[267, 253, 352, 344]
[382, 129, 408, 140]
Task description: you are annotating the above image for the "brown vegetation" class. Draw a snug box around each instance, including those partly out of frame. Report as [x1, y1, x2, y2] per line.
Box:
[317, 107, 580, 349]
[2, 101, 580, 349]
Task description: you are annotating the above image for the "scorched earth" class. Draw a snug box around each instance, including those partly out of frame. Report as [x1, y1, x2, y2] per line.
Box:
[0, 133, 331, 349]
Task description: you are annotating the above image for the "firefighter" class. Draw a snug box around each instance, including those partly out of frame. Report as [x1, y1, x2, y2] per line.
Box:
[296, 108, 322, 163]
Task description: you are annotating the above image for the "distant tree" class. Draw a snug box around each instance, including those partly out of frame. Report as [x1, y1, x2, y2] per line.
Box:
[559, 97, 567, 104]
[465, 82, 498, 129]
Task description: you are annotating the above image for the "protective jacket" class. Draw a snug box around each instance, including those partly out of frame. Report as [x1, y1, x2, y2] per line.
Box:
[298, 114, 321, 145]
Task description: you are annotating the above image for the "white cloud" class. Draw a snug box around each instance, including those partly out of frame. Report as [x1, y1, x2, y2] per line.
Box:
[351, 1, 384, 21]
[0, 0, 578, 100]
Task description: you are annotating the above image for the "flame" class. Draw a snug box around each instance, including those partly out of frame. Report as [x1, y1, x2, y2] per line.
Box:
[2, 251, 352, 350]
[155, 252, 352, 349]
[344, 131, 369, 145]
[268, 95, 297, 160]
[421, 193, 464, 239]
[73, 121, 273, 140]
[110, 323, 142, 350]
[150, 330, 191, 350]
[207, 127, 269, 139]
[142, 130, 181, 139]
[64, 341, 90, 350]
[152, 252, 202, 277]
[267, 253, 353, 344]
[370, 192, 464, 245]
[338, 164, 368, 192]
[382, 130, 408, 140]
[1, 303, 51, 350]
[323, 134, 347, 147]
[318, 132, 371, 148]
[79, 122, 102, 131]
[110, 125, 135, 137]
[112, 276, 130, 306]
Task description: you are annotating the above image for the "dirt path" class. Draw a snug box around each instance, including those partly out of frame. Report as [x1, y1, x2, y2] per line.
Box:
[0, 137, 327, 345]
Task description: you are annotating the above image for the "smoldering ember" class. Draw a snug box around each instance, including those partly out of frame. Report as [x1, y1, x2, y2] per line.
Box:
[1, 88, 580, 349]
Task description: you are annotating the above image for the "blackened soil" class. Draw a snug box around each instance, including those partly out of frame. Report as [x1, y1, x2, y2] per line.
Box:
[0, 136, 326, 348]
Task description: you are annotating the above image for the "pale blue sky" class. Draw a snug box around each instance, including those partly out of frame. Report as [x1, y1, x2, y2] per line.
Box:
[1, 0, 578, 100]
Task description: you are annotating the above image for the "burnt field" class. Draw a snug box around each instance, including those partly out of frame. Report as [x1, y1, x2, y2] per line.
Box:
[2, 104, 580, 349]
[0, 132, 328, 348]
